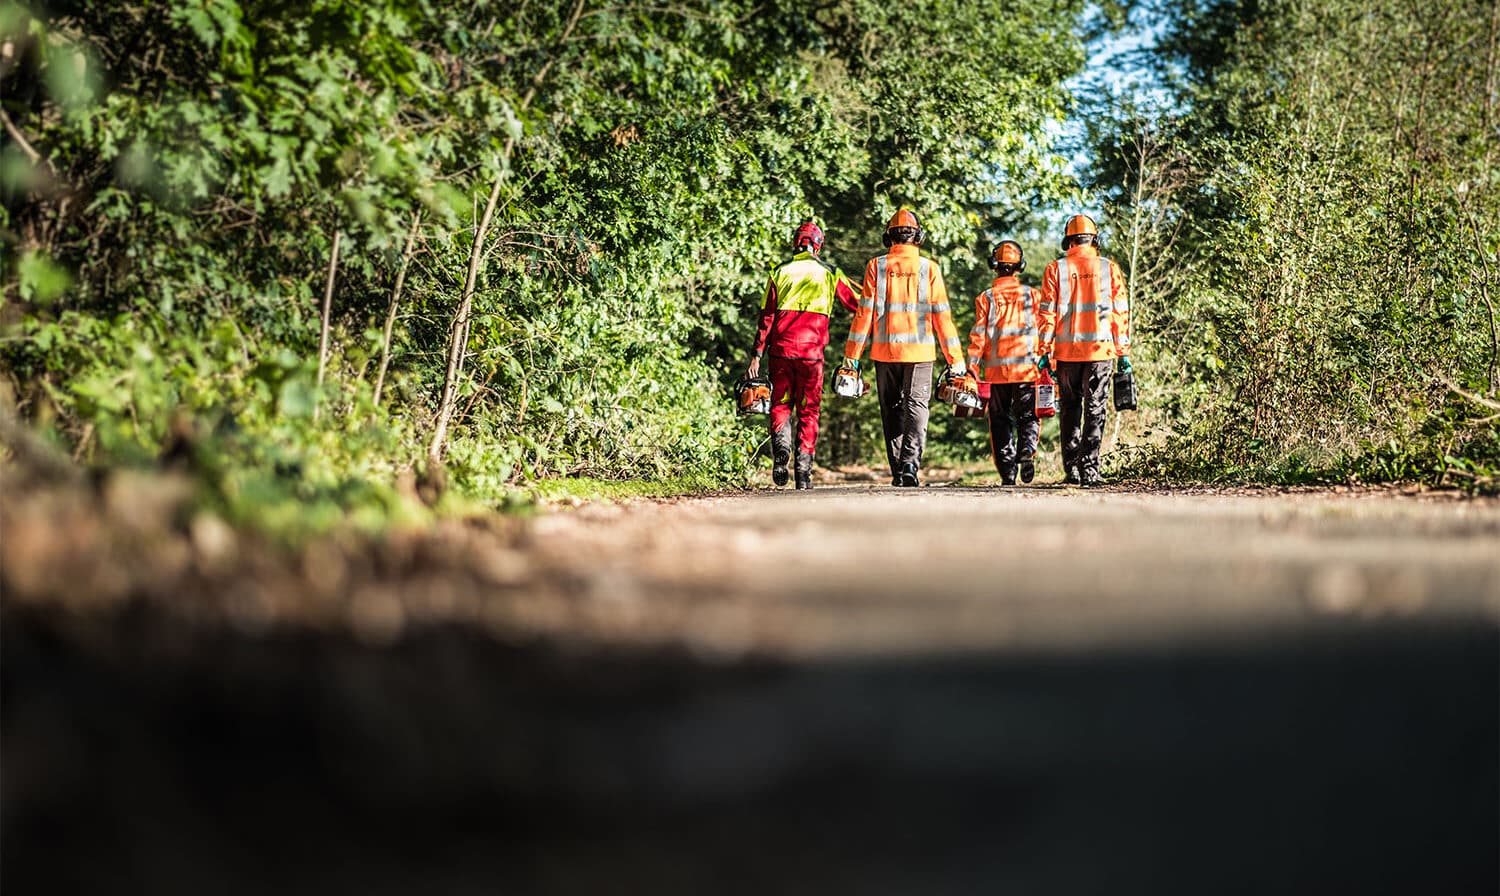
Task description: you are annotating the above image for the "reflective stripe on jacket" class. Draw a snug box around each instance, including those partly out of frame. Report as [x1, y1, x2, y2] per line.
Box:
[965, 277, 1055, 384]
[1038, 246, 1132, 362]
[843, 244, 963, 365]
[753, 252, 859, 359]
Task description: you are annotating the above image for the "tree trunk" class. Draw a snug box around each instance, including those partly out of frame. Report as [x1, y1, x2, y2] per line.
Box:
[374, 213, 422, 409]
[428, 172, 505, 467]
[425, 0, 587, 473]
[314, 228, 343, 422]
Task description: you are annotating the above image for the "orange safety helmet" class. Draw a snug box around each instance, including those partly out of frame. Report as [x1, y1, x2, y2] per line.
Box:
[1062, 214, 1098, 249]
[882, 209, 925, 247]
[988, 240, 1025, 273]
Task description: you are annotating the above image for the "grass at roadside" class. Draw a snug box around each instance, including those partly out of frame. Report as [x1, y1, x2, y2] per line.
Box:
[527, 474, 733, 506]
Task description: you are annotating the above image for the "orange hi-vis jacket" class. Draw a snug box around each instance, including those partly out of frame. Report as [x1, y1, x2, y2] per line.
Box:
[1038, 245, 1132, 363]
[966, 275, 1056, 384]
[843, 244, 963, 365]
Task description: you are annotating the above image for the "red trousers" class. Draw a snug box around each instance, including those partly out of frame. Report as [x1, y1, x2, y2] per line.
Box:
[769, 356, 824, 457]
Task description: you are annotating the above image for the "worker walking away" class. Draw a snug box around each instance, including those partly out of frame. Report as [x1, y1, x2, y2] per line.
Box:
[748, 220, 859, 489]
[1036, 214, 1132, 487]
[840, 209, 966, 487]
[966, 240, 1055, 486]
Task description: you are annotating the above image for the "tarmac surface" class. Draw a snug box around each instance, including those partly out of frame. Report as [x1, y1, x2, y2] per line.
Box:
[511, 481, 1500, 655]
[4, 480, 1499, 894]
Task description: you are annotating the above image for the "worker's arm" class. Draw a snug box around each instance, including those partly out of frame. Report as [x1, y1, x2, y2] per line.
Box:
[965, 292, 988, 372]
[929, 266, 964, 370]
[842, 260, 877, 364]
[834, 270, 859, 314]
[1110, 259, 1131, 358]
[1034, 282, 1056, 361]
[749, 276, 778, 376]
[1036, 262, 1058, 359]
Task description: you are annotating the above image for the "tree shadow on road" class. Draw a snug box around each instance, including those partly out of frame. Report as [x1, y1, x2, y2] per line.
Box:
[5, 604, 1496, 896]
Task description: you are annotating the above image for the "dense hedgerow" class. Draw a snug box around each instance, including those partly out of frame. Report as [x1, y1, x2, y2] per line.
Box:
[1, 0, 1087, 515]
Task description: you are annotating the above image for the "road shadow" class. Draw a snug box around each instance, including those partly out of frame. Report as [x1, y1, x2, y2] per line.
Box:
[4, 604, 1496, 895]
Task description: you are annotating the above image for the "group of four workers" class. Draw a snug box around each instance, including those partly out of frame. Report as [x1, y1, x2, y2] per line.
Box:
[747, 210, 1132, 490]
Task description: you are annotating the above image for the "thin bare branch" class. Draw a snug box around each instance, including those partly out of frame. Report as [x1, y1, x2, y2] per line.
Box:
[0, 107, 44, 166]
[314, 228, 343, 423]
[374, 211, 424, 408]
[1441, 377, 1500, 413]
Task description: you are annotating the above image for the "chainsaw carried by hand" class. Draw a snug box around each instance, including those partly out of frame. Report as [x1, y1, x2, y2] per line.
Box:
[936, 369, 982, 410]
[833, 360, 866, 398]
[734, 375, 772, 416]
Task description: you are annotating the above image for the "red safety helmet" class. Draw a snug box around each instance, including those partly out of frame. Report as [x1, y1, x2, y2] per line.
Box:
[793, 220, 824, 252]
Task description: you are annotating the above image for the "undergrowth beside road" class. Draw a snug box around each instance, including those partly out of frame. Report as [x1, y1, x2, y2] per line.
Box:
[527, 474, 732, 506]
[1110, 433, 1500, 496]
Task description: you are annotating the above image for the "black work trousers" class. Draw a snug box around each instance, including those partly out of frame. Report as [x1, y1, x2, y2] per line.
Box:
[987, 382, 1039, 475]
[1055, 359, 1113, 476]
[874, 361, 933, 475]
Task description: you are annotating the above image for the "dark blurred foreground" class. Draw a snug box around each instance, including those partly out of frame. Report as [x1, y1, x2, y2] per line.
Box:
[4, 604, 1496, 895]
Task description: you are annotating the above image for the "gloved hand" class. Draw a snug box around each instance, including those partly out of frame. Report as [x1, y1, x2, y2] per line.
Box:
[841, 357, 860, 371]
[1118, 355, 1133, 374]
[1036, 353, 1051, 372]
[747, 356, 761, 378]
[948, 361, 966, 377]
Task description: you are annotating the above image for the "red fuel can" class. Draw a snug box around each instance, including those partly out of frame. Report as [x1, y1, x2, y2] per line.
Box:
[1035, 367, 1057, 418]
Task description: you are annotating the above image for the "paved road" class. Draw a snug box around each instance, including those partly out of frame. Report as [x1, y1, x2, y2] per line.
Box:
[5, 483, 1498, 894]
[520, 484, 1500, 656]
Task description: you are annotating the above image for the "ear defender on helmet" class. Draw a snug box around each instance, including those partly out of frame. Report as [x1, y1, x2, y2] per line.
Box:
[988, 240, 1026, 273]
[882, 209, 925, 247]
[1061, 214, 1099, 250]
[793, 220, 824, 252]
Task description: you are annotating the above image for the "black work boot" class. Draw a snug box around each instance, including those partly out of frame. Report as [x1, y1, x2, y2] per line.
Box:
[1081, 465, 1104, 488]
[772, 449, 790, 487]
[1064, 465, 1081, 485]
[794, 453, 814, 490]
[1000, 465, 1017, 487]
[899, 463, 919, 488]
[1020, 459, 1036, 484]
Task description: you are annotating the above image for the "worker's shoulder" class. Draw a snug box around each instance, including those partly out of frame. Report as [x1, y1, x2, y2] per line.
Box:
[809, 256, 841, 276]
[769, 258, 808, 279]
[778, 255, 840, 276]
[875, 251, 941, 268]
[1084, 255, 1124, 278]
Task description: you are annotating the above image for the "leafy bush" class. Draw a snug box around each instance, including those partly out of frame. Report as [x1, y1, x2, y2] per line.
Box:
[1087, 0, 1499, 491]
[1, 0, 1092, 522]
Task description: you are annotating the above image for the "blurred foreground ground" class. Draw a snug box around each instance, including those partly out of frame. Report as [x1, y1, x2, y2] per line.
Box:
[4, 475, 1499, 894]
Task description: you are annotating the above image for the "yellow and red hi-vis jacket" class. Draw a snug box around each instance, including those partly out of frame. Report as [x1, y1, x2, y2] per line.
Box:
[843, 244, 963, 365]
[966, 276, 1055, 384]
[752, 251, 860, 360]
[1038, 245, 1132, 363]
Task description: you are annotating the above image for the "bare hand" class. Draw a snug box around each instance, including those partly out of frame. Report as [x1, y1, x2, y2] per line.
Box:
[748, 357, 760, 378]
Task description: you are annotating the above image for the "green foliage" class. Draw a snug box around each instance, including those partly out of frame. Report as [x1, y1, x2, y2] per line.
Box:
[1, 0, 1092, 524]
[1088, 0, 1499, 491]
[12, 250, 70, 304]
